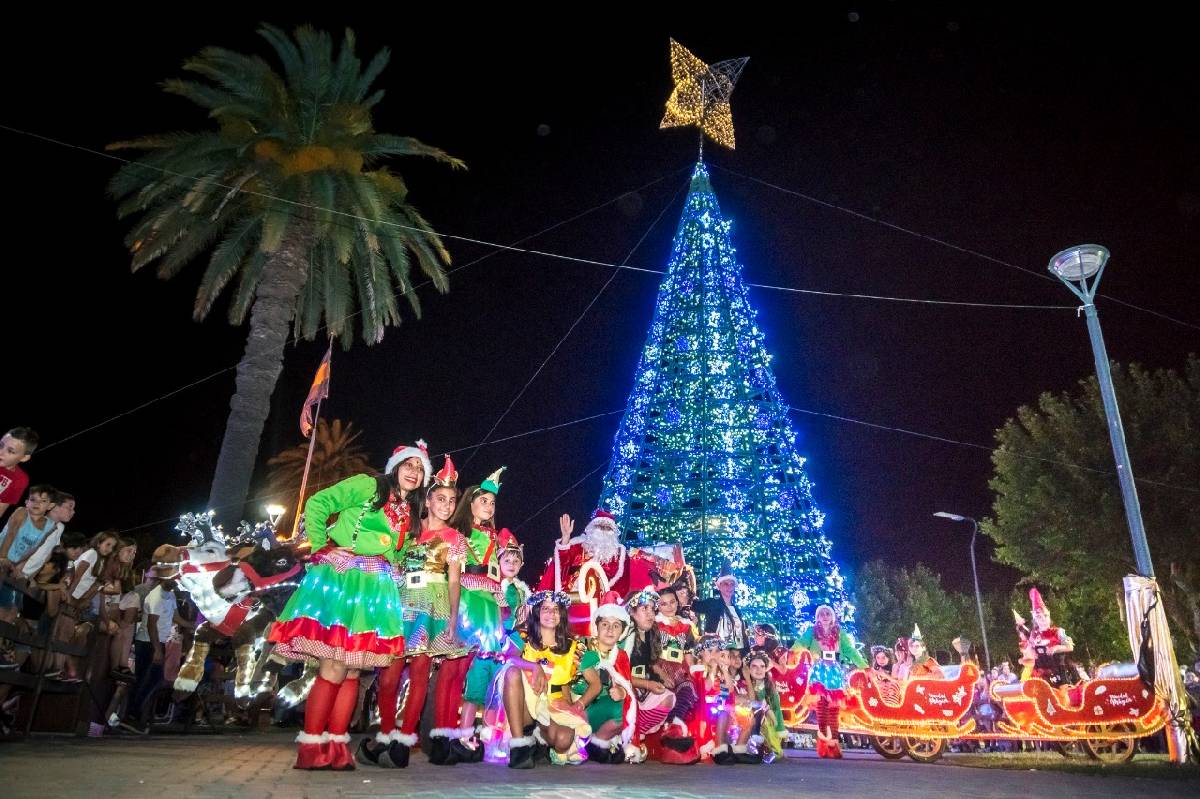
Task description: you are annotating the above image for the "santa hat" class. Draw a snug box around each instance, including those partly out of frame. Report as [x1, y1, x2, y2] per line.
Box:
[594, 591, 630, 626]
[431, 454, 458, 490]
[385, 440, 433, 486]
[1029, 586, 1048, 615]
[583, 509, 619, 536]
[910, 624, 924, 643]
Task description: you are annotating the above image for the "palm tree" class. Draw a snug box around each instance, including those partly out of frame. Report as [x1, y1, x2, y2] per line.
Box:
[108, 26, 464, 521]
[266, 418, 373, 530]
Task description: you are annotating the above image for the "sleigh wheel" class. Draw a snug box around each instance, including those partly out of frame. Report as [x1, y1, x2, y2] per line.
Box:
[1082, 724, 1137, 764]
[869, 735, 905, 760]
[902, 737, 945, 764]
[1052, 741, 1088, 759]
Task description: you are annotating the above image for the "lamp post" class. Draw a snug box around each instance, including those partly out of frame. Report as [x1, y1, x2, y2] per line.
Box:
[1047, 245, 1154, 578]
[934, 511, 991, 669]
[265, 504, 286, 529]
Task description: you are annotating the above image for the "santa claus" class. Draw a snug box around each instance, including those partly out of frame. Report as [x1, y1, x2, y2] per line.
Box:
[538, 509, 655, 598]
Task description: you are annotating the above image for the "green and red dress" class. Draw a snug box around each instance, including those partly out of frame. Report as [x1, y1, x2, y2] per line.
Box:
[269, 474, 411, 670]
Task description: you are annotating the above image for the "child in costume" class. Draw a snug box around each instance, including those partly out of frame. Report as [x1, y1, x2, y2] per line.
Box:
[906, 625, 944, 679]
[652, 584, 700, 761]
[269, 440, 430, 771]
[443, 468, 512, 763]
[711, 639, 758, 764]
[500, 590, 589, 768]
[795, 604, 866, 759]
[357, 455, 467, 768]
[570, 591, 637, 763]
[621, 588, 677, 753]
[1016, 587, 1080, 695]
[743, 649, 785, 763]
[690, 635, 723, 756]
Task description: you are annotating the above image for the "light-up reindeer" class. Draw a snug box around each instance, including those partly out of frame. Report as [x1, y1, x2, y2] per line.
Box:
[166, 513, 307, 707]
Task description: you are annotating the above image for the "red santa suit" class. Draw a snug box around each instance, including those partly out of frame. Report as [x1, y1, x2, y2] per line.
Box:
[537, 510, 656, 597]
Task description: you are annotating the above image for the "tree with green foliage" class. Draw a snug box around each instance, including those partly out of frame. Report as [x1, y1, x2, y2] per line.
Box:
[983, 356, 1200, 661]
[108, 25, 464, 521]
[853, 559, 992, 661]
[265, 418, 372, 531]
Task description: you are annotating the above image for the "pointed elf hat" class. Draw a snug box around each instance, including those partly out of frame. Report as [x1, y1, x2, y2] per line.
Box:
[714, 559, 737, 588]
[1029, 586, 1048, 615]
[477, 466, 506, 496]
[910, 624, 924, 642]
[432, 454, 458, 490]
[498, 527, 523, 559]
[385, 439, 433, 486]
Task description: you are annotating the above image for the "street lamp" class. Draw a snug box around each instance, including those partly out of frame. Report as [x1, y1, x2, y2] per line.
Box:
[934, 511, 991, 669]
[265, 504, 286, 528]
[1047, 245, 1154, 578]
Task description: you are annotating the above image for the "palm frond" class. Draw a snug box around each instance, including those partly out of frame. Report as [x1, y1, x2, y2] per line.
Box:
[194, 216, 261, 318]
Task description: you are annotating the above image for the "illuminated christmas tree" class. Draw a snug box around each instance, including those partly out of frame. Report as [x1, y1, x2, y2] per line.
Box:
[598, 161, 854, 634]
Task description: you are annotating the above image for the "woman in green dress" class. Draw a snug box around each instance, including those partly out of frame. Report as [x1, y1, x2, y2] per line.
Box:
[269, 440, 431, 771]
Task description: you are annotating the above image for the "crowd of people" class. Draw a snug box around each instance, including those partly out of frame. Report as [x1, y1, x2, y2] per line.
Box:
[0, 426, 194, 736]
[2, 425, 1195, 768]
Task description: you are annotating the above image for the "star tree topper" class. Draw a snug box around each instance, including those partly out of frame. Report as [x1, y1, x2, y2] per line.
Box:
[660, 39, 749, 150]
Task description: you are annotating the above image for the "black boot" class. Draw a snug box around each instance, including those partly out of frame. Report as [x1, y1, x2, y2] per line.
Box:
[508, 735, 536, 769]
[733, 745, 763, 764]
[355, 736, 383, 767]
[585, 738, 622, 764]
[426, 731, 451, 765]
[449, 736, 483, 764]
[712, 744, 736, 765]
[378, 733, 415, 768]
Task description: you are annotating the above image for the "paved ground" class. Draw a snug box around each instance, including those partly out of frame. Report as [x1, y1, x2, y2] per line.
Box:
[0, 732, 1195, 799]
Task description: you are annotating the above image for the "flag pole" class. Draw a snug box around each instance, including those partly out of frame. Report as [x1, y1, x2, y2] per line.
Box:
[290, 396, 322, 538]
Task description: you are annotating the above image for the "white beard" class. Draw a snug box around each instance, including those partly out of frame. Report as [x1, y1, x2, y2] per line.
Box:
[581, 525, 621, 565]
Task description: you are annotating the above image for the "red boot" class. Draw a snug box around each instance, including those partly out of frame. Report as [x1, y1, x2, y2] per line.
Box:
[828, 739, 843, 759]
[294, 732, 332, 770]
[815, 736, 829, 758]
[327, 733, 356, 771]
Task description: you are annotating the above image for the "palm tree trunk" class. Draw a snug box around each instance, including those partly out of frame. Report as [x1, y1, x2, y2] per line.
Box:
[207, 234, 311, 524]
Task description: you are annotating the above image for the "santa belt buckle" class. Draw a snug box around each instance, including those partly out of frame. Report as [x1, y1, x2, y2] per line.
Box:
[488, 562, 501, 581]
[822, 651, 837, 662]
[408, 571, 427, 587]
[662, 647, 684, 664]
[632, 665, 648, 678]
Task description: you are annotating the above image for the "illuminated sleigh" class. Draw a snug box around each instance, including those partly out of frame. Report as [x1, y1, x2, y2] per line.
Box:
[989, 662, 1167, 748]
[843, 663, 979, 739]
[774, 650, 815, 727]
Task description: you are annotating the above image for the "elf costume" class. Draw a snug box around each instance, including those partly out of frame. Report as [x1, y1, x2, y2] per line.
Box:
[795, 604, 866, 759]
[269, 440, 430, 771]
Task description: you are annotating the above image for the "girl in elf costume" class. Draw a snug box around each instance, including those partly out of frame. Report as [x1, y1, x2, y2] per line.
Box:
[689, 634, 723, 757]
[570, 591, 638, 764]
[796, 604, 866, 759]
[500, 590, 590, 768]
[653, 584, 700, 762]
[711, 640, 755, 764]
[269, 440, 431, 771]
[621, 588, 677, 755]
[443, 468, 512, 763]
[743, 649, 785, 762]
[357, 455, 467, 768]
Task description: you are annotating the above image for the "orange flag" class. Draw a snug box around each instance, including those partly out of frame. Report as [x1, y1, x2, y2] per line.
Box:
[300, 344, 331, 438]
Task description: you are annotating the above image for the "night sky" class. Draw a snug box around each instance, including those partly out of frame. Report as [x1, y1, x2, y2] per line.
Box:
[6, 7, 1198, 598]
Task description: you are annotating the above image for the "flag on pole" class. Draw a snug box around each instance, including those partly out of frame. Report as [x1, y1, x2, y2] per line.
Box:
[300, 343, 332, 438]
